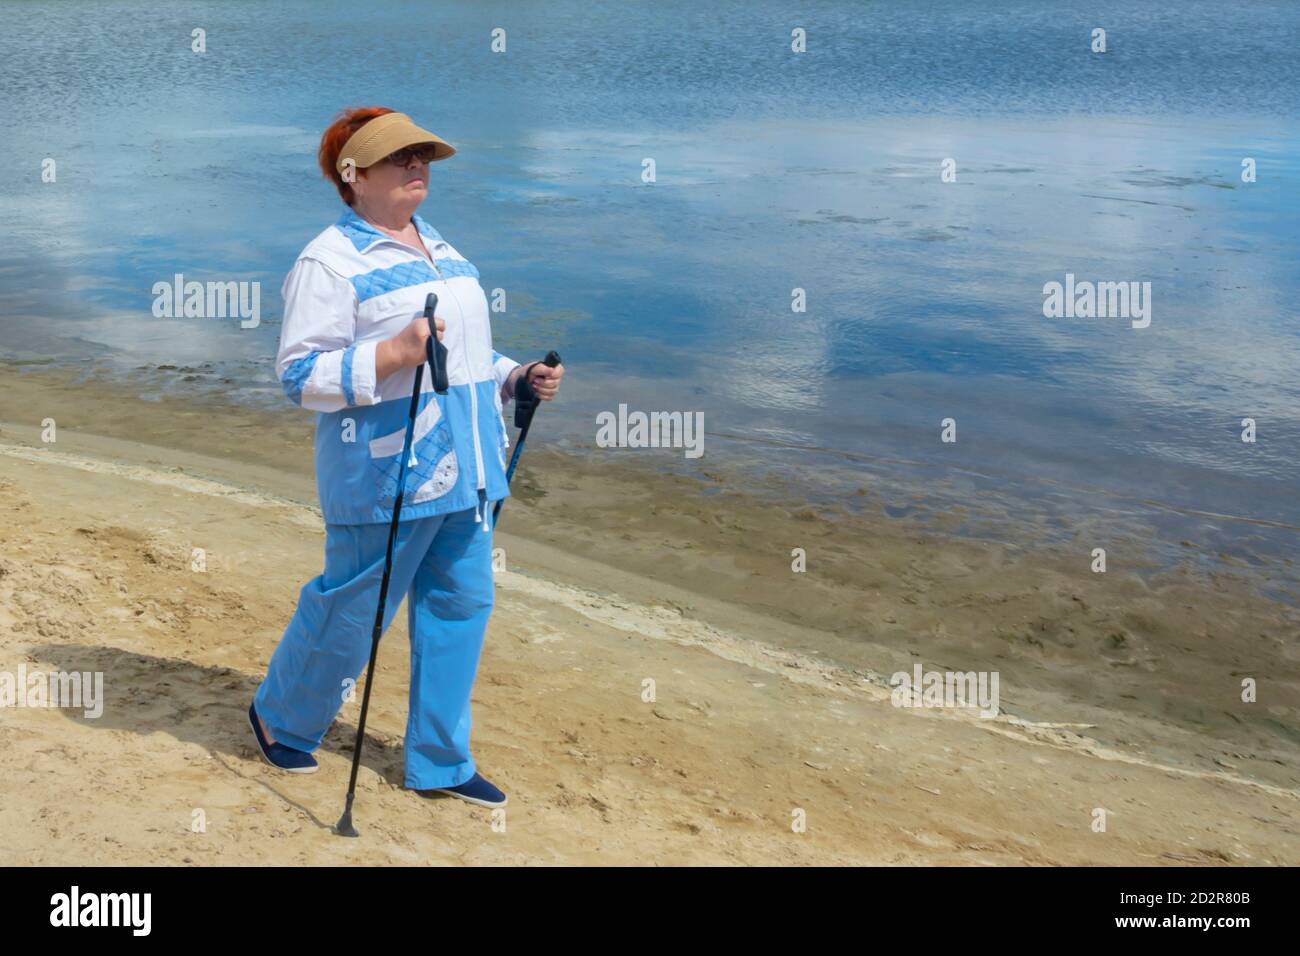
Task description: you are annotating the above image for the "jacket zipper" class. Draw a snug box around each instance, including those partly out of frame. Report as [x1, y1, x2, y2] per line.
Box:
[425, 250, 486, 495]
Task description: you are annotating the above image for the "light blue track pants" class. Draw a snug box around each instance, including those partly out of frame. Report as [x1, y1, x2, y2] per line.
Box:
[253, 497, 495, 789]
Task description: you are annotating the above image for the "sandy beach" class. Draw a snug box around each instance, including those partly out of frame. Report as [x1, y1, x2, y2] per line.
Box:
[0, 363, 1297, 866]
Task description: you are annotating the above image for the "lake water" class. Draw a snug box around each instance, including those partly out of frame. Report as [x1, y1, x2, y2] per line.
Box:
[2, 0, 1297, 582]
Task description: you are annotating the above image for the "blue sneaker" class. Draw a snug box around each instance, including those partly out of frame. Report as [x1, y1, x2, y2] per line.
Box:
[248, 701, 318, 774]
[419, 772, 507, 808]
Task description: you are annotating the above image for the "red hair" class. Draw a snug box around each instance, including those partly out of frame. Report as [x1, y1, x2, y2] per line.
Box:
[318, 106, 396, 206]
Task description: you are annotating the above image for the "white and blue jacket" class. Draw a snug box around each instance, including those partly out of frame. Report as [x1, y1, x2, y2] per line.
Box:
[276, 207, 521, 526]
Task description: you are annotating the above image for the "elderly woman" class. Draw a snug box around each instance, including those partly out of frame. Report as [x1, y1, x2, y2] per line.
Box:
[248, 107, 563, 809]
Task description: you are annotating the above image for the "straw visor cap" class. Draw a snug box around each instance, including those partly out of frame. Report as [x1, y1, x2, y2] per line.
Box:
[336, 112, 456, 174]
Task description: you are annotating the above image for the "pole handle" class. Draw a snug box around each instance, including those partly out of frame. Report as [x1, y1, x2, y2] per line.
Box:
[424, 293, 449, 394]
[514, 351, 562, 427]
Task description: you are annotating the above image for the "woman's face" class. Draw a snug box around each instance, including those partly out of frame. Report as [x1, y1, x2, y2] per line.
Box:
[354, 148, 432, 210]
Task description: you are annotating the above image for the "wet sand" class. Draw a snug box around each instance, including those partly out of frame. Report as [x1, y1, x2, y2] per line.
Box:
[0, 363, 1296, 865]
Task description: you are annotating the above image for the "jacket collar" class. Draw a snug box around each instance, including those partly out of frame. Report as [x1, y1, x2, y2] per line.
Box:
[334, 206, 444, 254]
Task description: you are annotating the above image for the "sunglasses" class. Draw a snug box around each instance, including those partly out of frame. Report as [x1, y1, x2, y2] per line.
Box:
[383, 144, 441, 167]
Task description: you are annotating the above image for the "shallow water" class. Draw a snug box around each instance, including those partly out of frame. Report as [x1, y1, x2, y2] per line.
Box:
[1, 0, 1297, 584]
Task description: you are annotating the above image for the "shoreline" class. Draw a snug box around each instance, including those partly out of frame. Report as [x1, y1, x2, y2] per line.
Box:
[13, 355, 1300, 582]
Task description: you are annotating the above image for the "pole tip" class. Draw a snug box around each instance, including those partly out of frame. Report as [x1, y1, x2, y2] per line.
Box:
[334, 810, 361, 838]
[335, 795, 361, 837]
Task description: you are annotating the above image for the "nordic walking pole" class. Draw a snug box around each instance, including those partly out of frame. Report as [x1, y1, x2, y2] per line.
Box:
[493, 350, 562, 524]
[335, 292, 444, 838]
